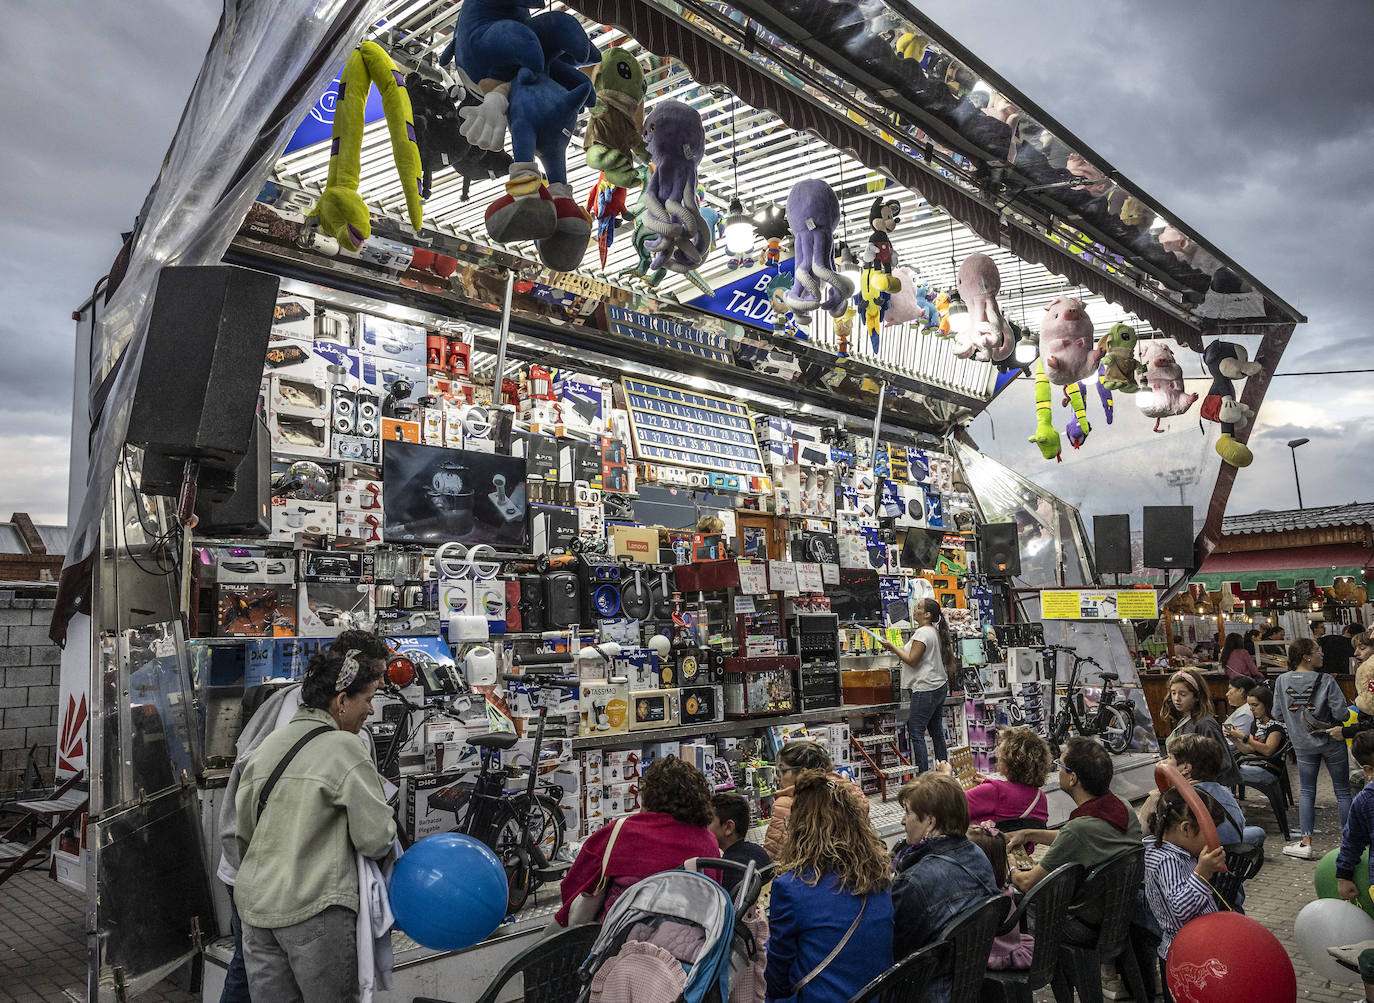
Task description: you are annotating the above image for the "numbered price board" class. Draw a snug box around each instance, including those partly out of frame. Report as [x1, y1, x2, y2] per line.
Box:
[622, 377, 767, 476]
[607, 306, 732, 364]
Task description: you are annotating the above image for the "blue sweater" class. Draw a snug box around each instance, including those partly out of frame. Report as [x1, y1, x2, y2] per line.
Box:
[765, 870, 893, 1003]
[1337, 785, 1374, 883]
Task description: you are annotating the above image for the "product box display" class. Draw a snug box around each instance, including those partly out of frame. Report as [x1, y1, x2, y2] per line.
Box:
[402, 770, 479, 843]
[628, 688, 679, 731]
[217, 584, 298, 637]
[359, 315, 427, 369]
[578, 680, 629, 736]
[269, 499, 336, 540]
[679, 684, 723, 725]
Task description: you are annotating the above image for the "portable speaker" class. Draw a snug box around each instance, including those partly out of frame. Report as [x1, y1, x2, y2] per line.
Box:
[1143, 506, 1195, 570]
[332, 386, 357, 435]
[620, 565, 652, 620]
[356, 393, 380, 437]
[980, 522, 1020, 578]
[127, 265, 280, 468]
[193, 417, 270, 536]
[545, 573, 580, 628]
[516, 574, 545, 631]
[1093, 514, 1133, 575]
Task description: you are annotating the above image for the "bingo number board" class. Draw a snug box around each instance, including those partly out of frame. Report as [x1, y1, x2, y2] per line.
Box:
[607, 306, 732, 364]
[622, 378, 766, 475]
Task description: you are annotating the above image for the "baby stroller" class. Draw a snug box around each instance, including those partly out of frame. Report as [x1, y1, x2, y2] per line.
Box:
[578, 858, 765, 1003]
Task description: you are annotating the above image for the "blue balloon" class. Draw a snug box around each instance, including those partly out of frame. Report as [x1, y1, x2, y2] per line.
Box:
[389, 834, 508, 951]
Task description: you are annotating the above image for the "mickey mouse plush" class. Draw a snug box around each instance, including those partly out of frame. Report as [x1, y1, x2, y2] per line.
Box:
[1201, 340, 1262, 467]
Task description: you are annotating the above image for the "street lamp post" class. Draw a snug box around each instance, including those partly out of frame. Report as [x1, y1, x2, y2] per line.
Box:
[1287, 437, 1310, 509]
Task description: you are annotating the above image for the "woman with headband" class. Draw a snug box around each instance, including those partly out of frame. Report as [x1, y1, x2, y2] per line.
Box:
[1160, 667, 1239, 787]
[234, 640, 396, 1002]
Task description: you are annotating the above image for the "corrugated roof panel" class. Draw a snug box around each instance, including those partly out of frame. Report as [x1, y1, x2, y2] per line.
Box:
[1221, 503, 1374, 537]
[0, 525, 26, 555]
[35, 525, 68, 556]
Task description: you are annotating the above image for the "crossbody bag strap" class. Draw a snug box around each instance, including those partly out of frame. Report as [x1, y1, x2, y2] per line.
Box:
[256, 726, 333, 820]
[1018, 791, 1044, 820]
[791, 895, 866, 995]
[594, 815, 631, 894]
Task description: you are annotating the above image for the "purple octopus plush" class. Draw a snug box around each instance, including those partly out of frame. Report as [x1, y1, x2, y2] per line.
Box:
[781, 179, 854, 327]
[639, 100, 710, 274]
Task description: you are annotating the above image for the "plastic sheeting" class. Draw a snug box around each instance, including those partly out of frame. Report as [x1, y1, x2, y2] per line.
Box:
[64, 0, 387, 579]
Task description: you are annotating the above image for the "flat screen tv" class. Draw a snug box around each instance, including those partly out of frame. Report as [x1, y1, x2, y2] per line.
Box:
[828, 568, 881, 624]
[383, 441, 527, 547]
[901, 527, 943, 570]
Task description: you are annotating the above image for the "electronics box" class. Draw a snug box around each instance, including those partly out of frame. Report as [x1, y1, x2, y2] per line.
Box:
[402, 770, 477, 843]
[269, 499, 336, 541]
[611, 525, 660, 563]
[578, 680, 629, 736]
[679, 684, 723, 725]
[627, 688, 680, 731]
[270, 295, 315, 343]
[359, 315, 427, 369]
[722, 655, 799, 717]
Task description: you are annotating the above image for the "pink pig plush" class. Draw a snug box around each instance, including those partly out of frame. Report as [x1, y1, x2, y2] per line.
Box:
[1066, 153, 1110, 197]
[882, 266, 922, 327]
[1135, 340, 1198, 432]
[952, 253, 1014, 361]
[1039, 296, 1100, 384]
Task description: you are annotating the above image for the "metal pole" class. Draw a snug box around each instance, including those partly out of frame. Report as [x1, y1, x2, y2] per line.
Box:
[1290, 446, 1304, 509]
[870, 379, 887, 461]
[491, 269, 515, 406]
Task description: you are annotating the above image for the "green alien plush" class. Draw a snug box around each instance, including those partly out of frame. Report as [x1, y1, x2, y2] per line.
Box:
[1097, 322, 1143, 392]
[584, 47, 648, 188]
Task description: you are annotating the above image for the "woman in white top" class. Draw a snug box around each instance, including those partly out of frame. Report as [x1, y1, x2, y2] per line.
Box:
[881, 598, 956, 773]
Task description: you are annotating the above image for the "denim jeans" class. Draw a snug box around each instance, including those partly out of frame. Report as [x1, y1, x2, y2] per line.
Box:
[221, 884, 252, 1003]
[907, 684, 949, 772]
[1238, 763, 1273, 787]
[1297, 742, 1352, 837]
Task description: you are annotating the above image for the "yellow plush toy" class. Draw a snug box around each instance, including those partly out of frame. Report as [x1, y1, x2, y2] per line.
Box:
[310, 41, 424, 250]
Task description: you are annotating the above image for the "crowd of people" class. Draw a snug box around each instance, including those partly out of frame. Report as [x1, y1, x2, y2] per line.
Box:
[215, 621, 1374, 1002]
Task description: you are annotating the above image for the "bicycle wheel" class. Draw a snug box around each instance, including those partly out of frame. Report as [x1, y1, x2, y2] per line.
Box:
[1098, 704, 1134, 755]
[1049, 707, 1072, 748]
[491, 806, 534, 914]
[523, 793, 566, 865]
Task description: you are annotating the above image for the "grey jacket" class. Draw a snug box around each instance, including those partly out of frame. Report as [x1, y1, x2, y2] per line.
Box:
[1273, 669, 1348, 756]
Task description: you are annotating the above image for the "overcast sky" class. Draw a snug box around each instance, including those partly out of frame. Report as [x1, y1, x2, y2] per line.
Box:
[0, 1, 1369, 530]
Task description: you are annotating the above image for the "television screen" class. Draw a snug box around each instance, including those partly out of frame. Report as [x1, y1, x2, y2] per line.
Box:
[383, 441, 527, 546]
[828, 568, 881, 624]
[902, 528, 943, 570]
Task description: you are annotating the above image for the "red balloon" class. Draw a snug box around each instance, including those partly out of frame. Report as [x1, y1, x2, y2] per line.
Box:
[1166, 912, 1296, 1003]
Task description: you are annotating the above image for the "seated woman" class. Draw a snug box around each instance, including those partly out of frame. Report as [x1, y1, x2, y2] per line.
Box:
[892, 773, 1000, 1002]
[1225, 683, 1286, 784]
[1220, 632, 1262, 681]
[765, 770, 893, 1003]
[939, 726, 1050, 832]
[764, 739, 868, 860]
[555, 756, 719, 926]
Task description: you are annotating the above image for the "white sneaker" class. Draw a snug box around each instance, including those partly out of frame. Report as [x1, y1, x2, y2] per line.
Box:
[1282, 841, 1319, 860]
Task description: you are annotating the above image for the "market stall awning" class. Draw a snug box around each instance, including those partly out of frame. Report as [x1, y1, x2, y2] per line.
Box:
[1191, 543, 1373, 590]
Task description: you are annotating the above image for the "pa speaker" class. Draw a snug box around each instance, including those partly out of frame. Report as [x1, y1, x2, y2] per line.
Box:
[1093, 514, 1133, 575]
[980, 522, 1021, 578]
[194, 418, 270, 537]
[127, 265, 279, 469]
[1143, 506, 1195, 570]
[545, 573, 580, 628]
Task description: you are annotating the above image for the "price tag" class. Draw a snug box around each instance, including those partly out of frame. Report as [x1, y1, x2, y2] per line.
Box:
[821, 562, 840, 585]
[733, 595, 757, 614]
[796, 562, 824, 594]
[768, 560, 799, 596]
[737, 561, 769, 595]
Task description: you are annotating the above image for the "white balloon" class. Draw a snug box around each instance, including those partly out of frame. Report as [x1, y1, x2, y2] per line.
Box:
[1294, 898, 1374, 983]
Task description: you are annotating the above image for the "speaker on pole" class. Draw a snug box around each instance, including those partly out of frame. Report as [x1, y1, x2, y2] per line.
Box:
[1142, 506, 1195, 570]
[980, 522, 1021, 578]
[1093, 514, 1132, 575]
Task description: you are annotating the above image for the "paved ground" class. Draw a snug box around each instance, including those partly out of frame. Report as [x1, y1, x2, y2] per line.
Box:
[0, 764, 1364, 1001]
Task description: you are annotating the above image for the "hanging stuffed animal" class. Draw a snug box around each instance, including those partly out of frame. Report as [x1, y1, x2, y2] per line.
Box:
[1135, 341, 1199, 433]
[639, 100, 711, 278]
[310, 42, 424, 250]
[1028, 360, 1062, 462]
[586, 173, 631, 268]
[952, 253, 1015, 362]
[858, 196, 902, 352]
[1062, 381, 1091, 449]
[935, 290, 952, 337]
[583, 47, 648, 188]
[781, 179, 854, 343]
[1038, 297, 1101, 385]
[1201, 341, 1262, 467]
[1095, 366, 1115, 423]
[755, 206, 790, 268]
[406, 72, 512, 200]
[914, 283, 940, 331]
[882, 266, 922, 327]
[1096, 321, 1143, 392]
[442, 0, 597, 271]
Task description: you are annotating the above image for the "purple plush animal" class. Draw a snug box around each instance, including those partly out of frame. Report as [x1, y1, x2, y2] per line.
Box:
[1039, 296, 1100, 385]
[781, 179, 854, 322]
[640, 101, 709, 273]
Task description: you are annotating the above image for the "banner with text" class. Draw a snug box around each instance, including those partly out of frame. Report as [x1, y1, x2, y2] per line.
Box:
[1041, 589, 1159, 620]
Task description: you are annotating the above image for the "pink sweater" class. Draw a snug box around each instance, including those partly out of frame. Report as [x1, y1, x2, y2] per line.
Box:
[1224, 649, 1262, 680]
[965, 779, 1048, 827]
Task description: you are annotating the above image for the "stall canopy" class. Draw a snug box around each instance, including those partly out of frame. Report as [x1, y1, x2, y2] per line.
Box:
[1191, 543, 1374, 591]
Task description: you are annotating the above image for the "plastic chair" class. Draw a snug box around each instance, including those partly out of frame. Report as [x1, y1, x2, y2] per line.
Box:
[982, 863, 1085, 1003]
[1050, 847, 1147, 1003]
[941, 893, 1009, 1003]
[418, 922, 600, 1003]
[1207, 842, 1264, 911]
[845, 940, 948, 1003]
[1236, 739, 1293, 839]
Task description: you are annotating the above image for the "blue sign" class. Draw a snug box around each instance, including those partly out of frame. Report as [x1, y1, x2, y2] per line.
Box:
[285, 62, 386, 155]
[993, 367, 1022, 395]
[685, 260, 795, 329]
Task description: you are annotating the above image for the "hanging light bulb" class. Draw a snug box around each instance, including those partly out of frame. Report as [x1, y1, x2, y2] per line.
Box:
[838, 244, 863, 289]
[1012, 326, 1038, 366]
[946, 292, 971, 335]
[723, 197, 755, 255]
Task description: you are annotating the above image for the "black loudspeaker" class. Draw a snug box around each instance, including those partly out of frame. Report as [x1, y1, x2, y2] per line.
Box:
[1143, 506, 1195, 570]
[545, 573, 580, 628]
[619, 565, 652, 620]
[980, 522, 1021, 578]
[194, 418, 270, 536]
[127, 265, 280, 468]
[516, 575, 546, 632]
[1093, 514, 1133, 575]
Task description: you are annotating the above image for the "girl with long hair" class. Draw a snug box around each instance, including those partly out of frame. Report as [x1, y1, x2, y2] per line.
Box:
[1160, 668, 1238, 786]
[765, 771, 893, 1002]
[762, 740, 869, 860]
[1272, 638, 1352, 859]
[881, 597, 956, 772]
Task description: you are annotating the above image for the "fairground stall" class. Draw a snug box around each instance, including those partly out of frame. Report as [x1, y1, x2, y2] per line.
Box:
[49, 1, 1302, 998]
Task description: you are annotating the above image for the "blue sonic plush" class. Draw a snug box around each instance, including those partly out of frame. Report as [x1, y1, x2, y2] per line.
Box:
[441, 0, 598, 271]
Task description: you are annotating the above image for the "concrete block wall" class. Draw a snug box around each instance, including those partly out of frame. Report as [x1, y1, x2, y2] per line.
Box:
[0, 589, 61, 795]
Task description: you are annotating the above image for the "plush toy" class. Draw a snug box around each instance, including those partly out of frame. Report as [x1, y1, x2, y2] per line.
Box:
[1039, 296, 1101, 384]
[1201, 341, 1262, 467]
[406, 72, 512, 199]
[882, 267, 922, 327]
[935, 290, 952, 337]
[952, 253, 1015, 362]
[1096, 366, 1116, 423]
[586, 173, 631, 267]
[913, 283, 940, 331]
[766, 271, 799, 338]
[638, 100, 711, 278]
[858, 196, 902, 352]
[443, 0, 597, 271]
[583, 47, 647, 188]
[1062, 381, 1091, 449]
[1136, 341, 1199, 432]
[781, 179, 854, 337]
[1097, 321, 1143, 392]
[698, 191, 724, 245]
[1065, 153, 1110, 197]
[310, 42, 424, 250]
[755, 206, 790, 268]
[1106, 188, 1155, 231]
[1028, 360, 1062, 462]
